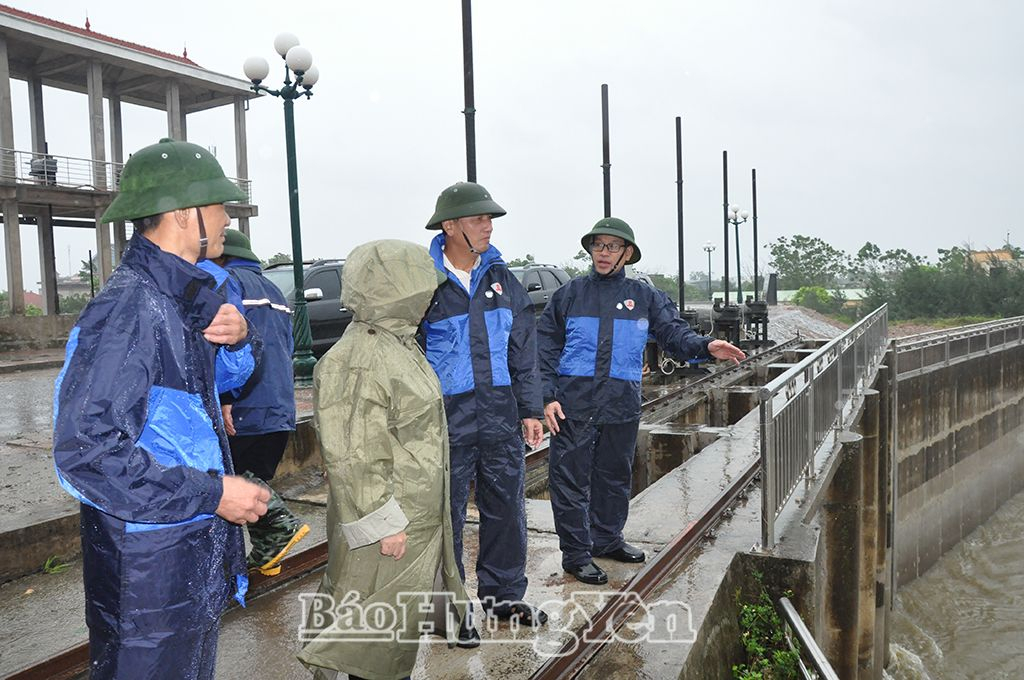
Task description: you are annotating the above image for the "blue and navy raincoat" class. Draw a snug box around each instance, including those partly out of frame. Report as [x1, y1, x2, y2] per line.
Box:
[421, 234, 543, 446]
[537, 267, 711, 423]
[222, 259, 296, 434]
[52, 234, 261, 678]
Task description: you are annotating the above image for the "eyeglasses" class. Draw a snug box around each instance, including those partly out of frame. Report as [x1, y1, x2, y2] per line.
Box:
[590, 241, 626, 253]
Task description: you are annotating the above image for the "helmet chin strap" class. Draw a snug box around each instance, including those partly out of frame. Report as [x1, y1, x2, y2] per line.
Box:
[459, 223, 481, 254]
[196, 207, 209, 261]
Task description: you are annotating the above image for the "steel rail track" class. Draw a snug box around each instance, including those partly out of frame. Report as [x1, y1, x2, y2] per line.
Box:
[528, 457, 761, 680]
[9, 339, 800, 680]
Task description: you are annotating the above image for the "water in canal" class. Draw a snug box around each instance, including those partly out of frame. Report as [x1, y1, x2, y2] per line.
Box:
[885, 489, 1024, 679]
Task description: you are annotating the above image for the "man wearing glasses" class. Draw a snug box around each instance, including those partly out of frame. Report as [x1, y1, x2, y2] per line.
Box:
[537, 217, 745, 585]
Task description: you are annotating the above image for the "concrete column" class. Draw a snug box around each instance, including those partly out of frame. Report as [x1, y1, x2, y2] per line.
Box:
[86, 61, 106, 190]
[95, 207, 112, 285]
[237, 215, 250, 238]
[37, 211, 58, 315]
[876, 364, 894, 673]
[858, 389, 881, 679]
[108, 96, 127, 263]
[166, 80, 183, 140]
[234, 96, 249, 181]
[3, 199, 24, 314]
[27, 76, 46, 153]
[0, 35, 16, 180]
[823, 431, 863, 679]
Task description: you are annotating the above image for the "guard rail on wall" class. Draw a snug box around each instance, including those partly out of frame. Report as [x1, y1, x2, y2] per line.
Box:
[893, 315, 1024, 379]
[758, 304, 889, 549]
[0, 147, 253, 203]
[778, 596, 840, 680]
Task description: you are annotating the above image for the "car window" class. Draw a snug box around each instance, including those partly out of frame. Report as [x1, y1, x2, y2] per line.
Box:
[523, 271, 542, 290]
[511, 269, 525, 283]
[307, 269, 341, 300]
[551, 269, 570, 285]
[539, 270, 562, 290]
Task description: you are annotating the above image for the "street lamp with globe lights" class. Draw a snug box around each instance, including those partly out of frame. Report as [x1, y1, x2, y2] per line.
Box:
[728, 205, 749, 303]
[703, 241, 716, 301]
[243, 33, 321, 383]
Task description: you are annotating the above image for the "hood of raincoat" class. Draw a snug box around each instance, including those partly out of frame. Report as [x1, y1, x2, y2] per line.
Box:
[342, 240, 437, 337]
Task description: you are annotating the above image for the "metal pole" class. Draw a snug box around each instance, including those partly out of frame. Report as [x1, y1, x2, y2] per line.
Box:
[676, 116, 685, 309]
[707, 249, 713, 300]
[722, 150, 730, 304]
[735, 218, 743, 303]
[602, 84, 611, 218]
[283, 95, 316, 381]
[461, 0, 477, 182]
[752, 168, 759, 301]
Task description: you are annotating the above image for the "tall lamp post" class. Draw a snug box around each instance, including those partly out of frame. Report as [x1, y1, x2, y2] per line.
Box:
[244, 34, 321, 383]
[703, 241, 716, 301]
[727, 204, 749, 303]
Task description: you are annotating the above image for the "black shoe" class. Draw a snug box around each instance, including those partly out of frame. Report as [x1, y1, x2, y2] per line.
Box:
[565, 561, 608, 585]
[488, 600, 549, 627]
[456, 617, 481, 648]
[598, 543, 646, 563]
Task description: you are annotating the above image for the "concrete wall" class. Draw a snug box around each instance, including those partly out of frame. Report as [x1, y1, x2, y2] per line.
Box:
[0, 314, 76, 352]
[894, 344, 1024, 585]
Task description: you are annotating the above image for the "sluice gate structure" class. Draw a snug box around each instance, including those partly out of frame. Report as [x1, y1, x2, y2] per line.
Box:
[7, 312, 1024, 679]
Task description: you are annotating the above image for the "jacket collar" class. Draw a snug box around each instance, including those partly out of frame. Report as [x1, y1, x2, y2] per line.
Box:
[429, 232, 505, 297]
[225, 259, 262, 272]
[121, 233, 224, 331]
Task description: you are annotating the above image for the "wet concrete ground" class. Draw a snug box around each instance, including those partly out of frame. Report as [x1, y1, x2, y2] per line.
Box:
[0, 500, 327, 677]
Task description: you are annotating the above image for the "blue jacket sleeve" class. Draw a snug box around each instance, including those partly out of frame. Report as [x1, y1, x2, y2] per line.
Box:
[52, 308, 223, 524]
[648, 288, 712, 360]
[536, 285, 567, 404]
[507, 279, 543, 420]
[214, 273, 263, 396]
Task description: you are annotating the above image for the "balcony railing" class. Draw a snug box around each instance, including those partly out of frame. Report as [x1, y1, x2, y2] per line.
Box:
[0, 147, 253, 203]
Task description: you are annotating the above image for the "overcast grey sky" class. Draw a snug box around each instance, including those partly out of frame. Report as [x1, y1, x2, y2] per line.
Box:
[3, 0, 1023, 291]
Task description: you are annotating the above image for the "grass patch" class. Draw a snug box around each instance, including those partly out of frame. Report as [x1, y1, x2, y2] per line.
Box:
[732, 572, 800, 680]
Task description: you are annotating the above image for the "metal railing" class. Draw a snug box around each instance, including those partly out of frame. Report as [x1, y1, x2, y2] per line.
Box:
[759, 305, 889, 548]
[778, 596, 840, 680]
[0, 147, 253, 203]
[894, 315, 1024, 379]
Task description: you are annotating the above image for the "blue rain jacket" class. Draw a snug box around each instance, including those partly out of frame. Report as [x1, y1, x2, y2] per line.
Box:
[537, 267, 712, 424]
[52, 234, 261, 675]
[221, 259, 296, 434]
[421, 234, 543, 447]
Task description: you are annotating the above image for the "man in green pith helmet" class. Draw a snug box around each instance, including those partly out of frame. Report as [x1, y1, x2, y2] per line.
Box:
[207, 229, 310, 577]
[52, 138, 269, 680]
[537, 217, 745, 586]
[421, 181, 547, 644]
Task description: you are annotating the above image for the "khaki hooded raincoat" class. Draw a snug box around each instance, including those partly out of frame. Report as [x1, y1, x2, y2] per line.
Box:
[297, 240, 467, 680]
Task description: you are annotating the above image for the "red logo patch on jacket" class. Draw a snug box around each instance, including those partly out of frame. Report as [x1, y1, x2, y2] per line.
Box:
[491, 282, 503, 295]
[624, 299, 635, 310]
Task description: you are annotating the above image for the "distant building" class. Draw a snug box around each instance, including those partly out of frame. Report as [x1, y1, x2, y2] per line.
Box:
[969, 249, 1019, 272]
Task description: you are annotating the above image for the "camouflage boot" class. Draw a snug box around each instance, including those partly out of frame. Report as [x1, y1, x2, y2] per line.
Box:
[243, 472, 310, 576]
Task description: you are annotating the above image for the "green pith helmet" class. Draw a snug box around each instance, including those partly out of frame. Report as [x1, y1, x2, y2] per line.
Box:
[100, 138, 247, 224]
[425, 181, 506, 229]
[581, 216, 642, 264]
[222, 229, 260, 262]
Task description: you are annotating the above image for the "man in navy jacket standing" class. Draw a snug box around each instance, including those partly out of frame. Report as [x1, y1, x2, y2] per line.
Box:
[52, 139, 270, 679]
[422, 181, 546, 642]
[538, 217, 745, 585]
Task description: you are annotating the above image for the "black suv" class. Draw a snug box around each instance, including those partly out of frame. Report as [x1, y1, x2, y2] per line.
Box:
[263, 260, 352, 358]
[509, 264, 571, 316]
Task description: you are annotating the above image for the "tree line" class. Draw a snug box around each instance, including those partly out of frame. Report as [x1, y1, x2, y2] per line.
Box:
[769, 235, 1024, 320]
